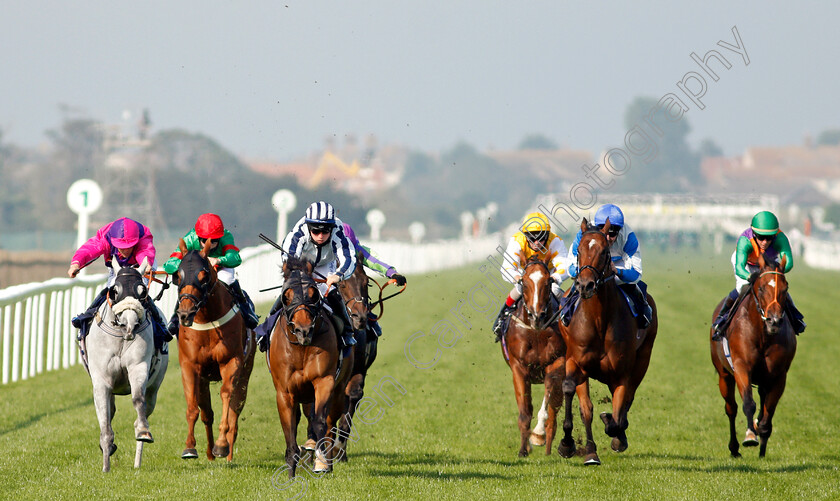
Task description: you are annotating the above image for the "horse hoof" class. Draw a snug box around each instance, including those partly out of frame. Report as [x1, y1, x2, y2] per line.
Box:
[212, 444, 230, 458]
[181, 448, 199, 459]
[611, 437, 628, 452]
[313, 455, 331, 473]
[557, 441, 576, 459]
[302, 438, 317, 451]
[529, 432, 546, 447]
[99, 443, 118, 457]
[743, 430, 759, 447]
[136, 431, 154, 443]
[583, 454, 601, 466]
[518, 449, 529, 458]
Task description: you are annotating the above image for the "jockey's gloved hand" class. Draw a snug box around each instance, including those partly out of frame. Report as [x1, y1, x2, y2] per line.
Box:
[392, 273, 407, 286]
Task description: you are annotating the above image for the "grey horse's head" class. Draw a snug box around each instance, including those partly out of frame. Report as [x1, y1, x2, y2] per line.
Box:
[108, 258, 150, 339]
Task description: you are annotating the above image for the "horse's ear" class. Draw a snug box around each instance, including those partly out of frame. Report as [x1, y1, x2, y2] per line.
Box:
[111, 255, 120, 269]
[137, 257, 150, 277]
[779, 254, 787, 272]
[305, 260, 314, 274]
[757, 251, 767, 270]
[178, 238, 188, 255]
[580, 218, 588, 233]
[602, 218, 611, 235]
[199, 237, 212, 257]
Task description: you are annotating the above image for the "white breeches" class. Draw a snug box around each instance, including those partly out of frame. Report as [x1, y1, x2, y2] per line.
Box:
[217, 267, 235, 285]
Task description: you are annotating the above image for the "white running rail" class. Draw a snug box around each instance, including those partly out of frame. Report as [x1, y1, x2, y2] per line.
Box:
[0, 235, 502, 385]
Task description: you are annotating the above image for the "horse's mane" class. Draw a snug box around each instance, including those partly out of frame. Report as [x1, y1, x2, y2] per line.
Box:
[284, 255, 313, 278]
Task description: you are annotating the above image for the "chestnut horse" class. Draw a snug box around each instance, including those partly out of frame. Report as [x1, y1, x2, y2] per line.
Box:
[559, 218, 658, 465]
[173, 238, 255, 461]
[710, 252, 796, 458]
[500, 256, 566, 457]
[268, 256, 354, 477]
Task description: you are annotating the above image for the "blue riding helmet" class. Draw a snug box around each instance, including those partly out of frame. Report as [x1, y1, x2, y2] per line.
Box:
[594, 204, 624, 228]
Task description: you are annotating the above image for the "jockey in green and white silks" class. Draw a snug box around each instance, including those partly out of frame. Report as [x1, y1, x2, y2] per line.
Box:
[163, 213, 259, 334]
[711, 211, 805, 339]
[562, 204, 652, 329]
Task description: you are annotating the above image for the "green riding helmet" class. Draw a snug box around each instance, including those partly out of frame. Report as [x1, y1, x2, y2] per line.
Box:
[750, 211, 780, 236]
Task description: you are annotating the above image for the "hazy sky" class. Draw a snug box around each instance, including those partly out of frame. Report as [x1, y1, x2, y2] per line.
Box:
[1, 1, 838, 161]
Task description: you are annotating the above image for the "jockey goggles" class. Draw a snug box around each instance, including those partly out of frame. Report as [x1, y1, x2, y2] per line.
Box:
[754, 233, 776, 242]
[309, 223, 334, 236]
[597, 224, 622, 238]
[524, 231, 548, 244]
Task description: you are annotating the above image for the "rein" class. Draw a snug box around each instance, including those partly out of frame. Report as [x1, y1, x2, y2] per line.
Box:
[281, 269, 324, 337]
[367, 277, 407, 321]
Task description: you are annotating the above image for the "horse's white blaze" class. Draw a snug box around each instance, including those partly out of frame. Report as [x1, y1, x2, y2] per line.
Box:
[588, 239, 597, 249]
[529, 269, 544, 312]
[768, 279, 776, 288]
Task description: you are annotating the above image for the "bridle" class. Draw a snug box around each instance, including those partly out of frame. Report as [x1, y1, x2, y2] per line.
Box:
[751, 269, 786, 325]
[521, 259, 552, 325]
[576, 229, 613, 293]
[176, 255, 216, 317]
[280, 269, 323, 340]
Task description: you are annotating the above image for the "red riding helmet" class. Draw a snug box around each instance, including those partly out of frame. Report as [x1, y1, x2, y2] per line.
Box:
[195, 213, 225, 240]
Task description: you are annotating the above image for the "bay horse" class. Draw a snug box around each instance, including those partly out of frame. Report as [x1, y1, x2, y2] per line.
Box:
[173, 238, 255, 461]
[559, 218, 658, 465]
[332, 251, 378, 461]
[499, 256, 566, 457]
[84, 259, 168, 472]
[710, 252, 796, 458]
[268, 256, 354, 477]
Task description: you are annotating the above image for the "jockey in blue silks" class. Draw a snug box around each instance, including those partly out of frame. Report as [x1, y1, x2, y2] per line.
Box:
[561, 204, 652, 329]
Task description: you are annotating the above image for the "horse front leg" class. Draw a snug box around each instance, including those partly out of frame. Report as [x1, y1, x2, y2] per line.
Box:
[757, 375, 787, 458]
[338, 372, 366, 462]
[510, 364, 533, 457]
[92, 383, 116, 472]
[577, 380, 599, 465]
[311, 376, 334, 472]
[179, 365, 202, 460]
[601, 380, 631, 452]
[541, 357, 565, 454]
[559, 359, 581, 459]
[126, 362, 152, 443]
[733, 364, 758, 448]
[276, 390, 300, 478]
[718, 372, 741, 457]
[225, 333, 255, 461]
[530, 396, 548, 447]
[213, 357, 240, 460]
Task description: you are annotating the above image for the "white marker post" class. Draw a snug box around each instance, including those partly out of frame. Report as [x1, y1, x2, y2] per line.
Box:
[366, 209, 386, 242]
[408, 221, 426, 245]
[67, 179, 103, 276]
[460, 211, 475, 240]
[271, 189, 297, 243]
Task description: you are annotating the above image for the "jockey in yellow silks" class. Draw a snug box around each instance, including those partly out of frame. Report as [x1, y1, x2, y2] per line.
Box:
[492, 212, 569, 341]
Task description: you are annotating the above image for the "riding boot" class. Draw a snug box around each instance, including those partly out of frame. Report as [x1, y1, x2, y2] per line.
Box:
[327, 289, 357, 348]
[143, 297, 171, 353]
[367, 313, 383, 338]
[785, 293, 806, 334]
[167, 311, 180, 338]
[72, 288, 109, 340]
[492, 302, 516, 343]
[627, 283, 651, 330]
[257, 294, 286, 353]
[229, 280, 259, 329]
[712, 288, 740, 341]
[559, 284, 579, 327]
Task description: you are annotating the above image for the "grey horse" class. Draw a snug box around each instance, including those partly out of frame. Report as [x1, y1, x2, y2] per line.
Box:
[83, 260, 169, 472]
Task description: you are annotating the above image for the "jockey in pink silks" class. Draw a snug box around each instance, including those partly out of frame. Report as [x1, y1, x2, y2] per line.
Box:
[68, 217, 170, 352]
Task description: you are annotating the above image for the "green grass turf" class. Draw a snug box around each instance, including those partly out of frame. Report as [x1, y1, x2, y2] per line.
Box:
[1, 248, 838, 500]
